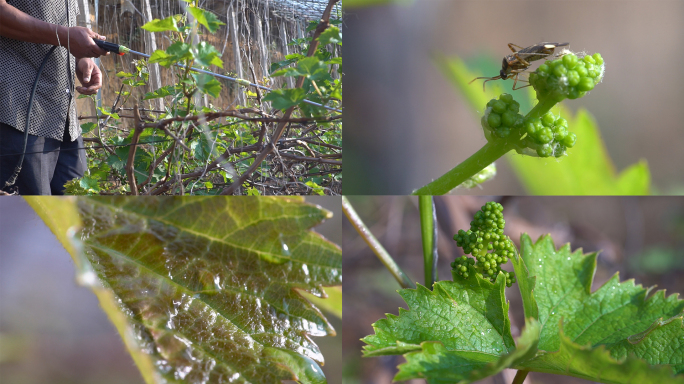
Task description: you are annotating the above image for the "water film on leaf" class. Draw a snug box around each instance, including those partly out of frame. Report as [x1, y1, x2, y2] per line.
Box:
[29, 197, 341, 384]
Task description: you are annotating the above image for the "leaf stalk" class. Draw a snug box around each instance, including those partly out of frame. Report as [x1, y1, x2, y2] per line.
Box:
[512, 370, 529, 384]
[342, 196, 415, 289]
[419, 195, 438, 287]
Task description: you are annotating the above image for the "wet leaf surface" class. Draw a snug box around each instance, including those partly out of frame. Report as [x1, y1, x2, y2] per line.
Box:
[362, 233, 684, 384]
[30, 197, 341, 384]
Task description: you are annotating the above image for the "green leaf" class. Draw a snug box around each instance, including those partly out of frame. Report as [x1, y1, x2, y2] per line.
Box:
[362, 271, 515, 362]
[148, 49, 172, 66]
[521, 324, 684, 383]
[149, 42, 194, 67]
[263, 88, 307, 110]
[193, 73, 222, 98]
[80, 122, 97, 134]
[188, 6, 225, 33]
[396, 319, 540, 384]
[510, 244, 538, 321]
[195, 42, 223, 68]
[300, 286, 342, 319]
[326, 57, 342, 66]
[79, 175, 100, 192]
[271, 67, 301, 78]
[97, 107, 120, 119]
[116, 71, 134, 78]
[143, 84, 182, 100]
[514, 234, 684, 381]
[272, 57, 330, 82]
[364, 232, 684, 383]
[141, 15, 179, 32]
[28, 197, 341, 384]
[317, 26, 342, 46]
[305, 181, 325, 195]
[106, 140, 146, 173]
[166, 41, 193, 59]
[190, 130, 221, 161]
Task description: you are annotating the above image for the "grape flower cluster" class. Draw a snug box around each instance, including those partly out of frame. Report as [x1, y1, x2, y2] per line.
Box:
[529, 52, 605, 102]
[451, 201, 517, 287]
[481, 94, 577, 158]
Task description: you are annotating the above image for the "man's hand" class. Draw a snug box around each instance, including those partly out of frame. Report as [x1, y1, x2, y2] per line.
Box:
[0, 2, 109, 58]
[76, 58, 103, 95]
[63, 27, 109, 59]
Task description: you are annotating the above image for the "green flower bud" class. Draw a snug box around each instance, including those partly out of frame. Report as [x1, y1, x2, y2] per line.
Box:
[529, 52, 604, 102]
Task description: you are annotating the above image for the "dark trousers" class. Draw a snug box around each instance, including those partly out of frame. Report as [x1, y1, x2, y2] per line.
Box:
[0, 122, 86, 195]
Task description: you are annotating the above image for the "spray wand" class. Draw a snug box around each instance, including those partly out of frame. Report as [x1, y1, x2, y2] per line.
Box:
[93, 39, 342, 113]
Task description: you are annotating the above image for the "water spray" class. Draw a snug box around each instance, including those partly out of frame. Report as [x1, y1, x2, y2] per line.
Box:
[93, 39, 341, 113]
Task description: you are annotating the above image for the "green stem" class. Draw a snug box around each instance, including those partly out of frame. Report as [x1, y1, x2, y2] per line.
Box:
[512, 370, 529, 384]
[413, 93, 563, 195]
[419, 196, 437, 287]
[526, 96, 558, 121]
[413, 140, 513, 195]
[342, 197, 415, 289]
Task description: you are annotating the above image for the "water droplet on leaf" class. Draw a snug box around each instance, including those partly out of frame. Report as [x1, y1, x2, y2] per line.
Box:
[279, 233, 291, 256]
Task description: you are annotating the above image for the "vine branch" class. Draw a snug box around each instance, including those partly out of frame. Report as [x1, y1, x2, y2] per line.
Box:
[220, 0, 340, 195]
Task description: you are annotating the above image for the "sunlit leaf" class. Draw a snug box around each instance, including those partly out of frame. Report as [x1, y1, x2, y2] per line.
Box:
[300, 286, 341, 319]
[188, 7, 225, 33]
[143, 85, 182, 100]
[141, 16, 180, 32]
[195, 42, 223, 69]
[317, 26, 341, 46]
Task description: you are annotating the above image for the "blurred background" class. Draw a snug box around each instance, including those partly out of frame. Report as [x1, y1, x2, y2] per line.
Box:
[0, 196, 341, 384]
[344, 0, 684, 195]
[74, 0, 342, 117]
[343, 196, 684, 383]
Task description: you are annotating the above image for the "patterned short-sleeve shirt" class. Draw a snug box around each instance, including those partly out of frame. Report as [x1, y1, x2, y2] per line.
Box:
[0, 0, 80, 142]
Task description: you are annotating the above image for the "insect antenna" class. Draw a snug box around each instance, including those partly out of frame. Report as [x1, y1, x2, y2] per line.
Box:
[469, 75, 503, 92]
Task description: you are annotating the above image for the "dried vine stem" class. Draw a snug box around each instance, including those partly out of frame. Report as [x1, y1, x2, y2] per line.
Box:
[125, 103, 143, 195]
[221, 0, 341, 195]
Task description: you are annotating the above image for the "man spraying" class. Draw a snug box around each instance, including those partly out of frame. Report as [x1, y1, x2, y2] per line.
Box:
[0, 0, 109, 195]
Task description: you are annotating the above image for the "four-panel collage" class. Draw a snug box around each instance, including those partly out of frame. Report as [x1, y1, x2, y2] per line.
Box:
[1, 1, 684, 384]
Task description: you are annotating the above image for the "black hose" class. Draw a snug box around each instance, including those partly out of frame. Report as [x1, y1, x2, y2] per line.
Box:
[3, 45, 58, 189]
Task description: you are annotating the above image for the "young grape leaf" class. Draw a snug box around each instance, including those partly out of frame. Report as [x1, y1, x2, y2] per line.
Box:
[141, 15, 180, 32]
[362, 232, 684, 384]
[187, 7, 225, 34]
[513, 234, 684, 383]
[26, 197, 341, 384]
[362, 271, 526, 383]
[394, 318, 540, 384]
[521, 324, 684, 383]
[263, 88, 307, 110]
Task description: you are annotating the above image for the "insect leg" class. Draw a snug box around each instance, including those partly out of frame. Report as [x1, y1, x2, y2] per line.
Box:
[511, 73, 533, 90]
[508, 43, 526, 53]
[513, 53, 534, 66]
